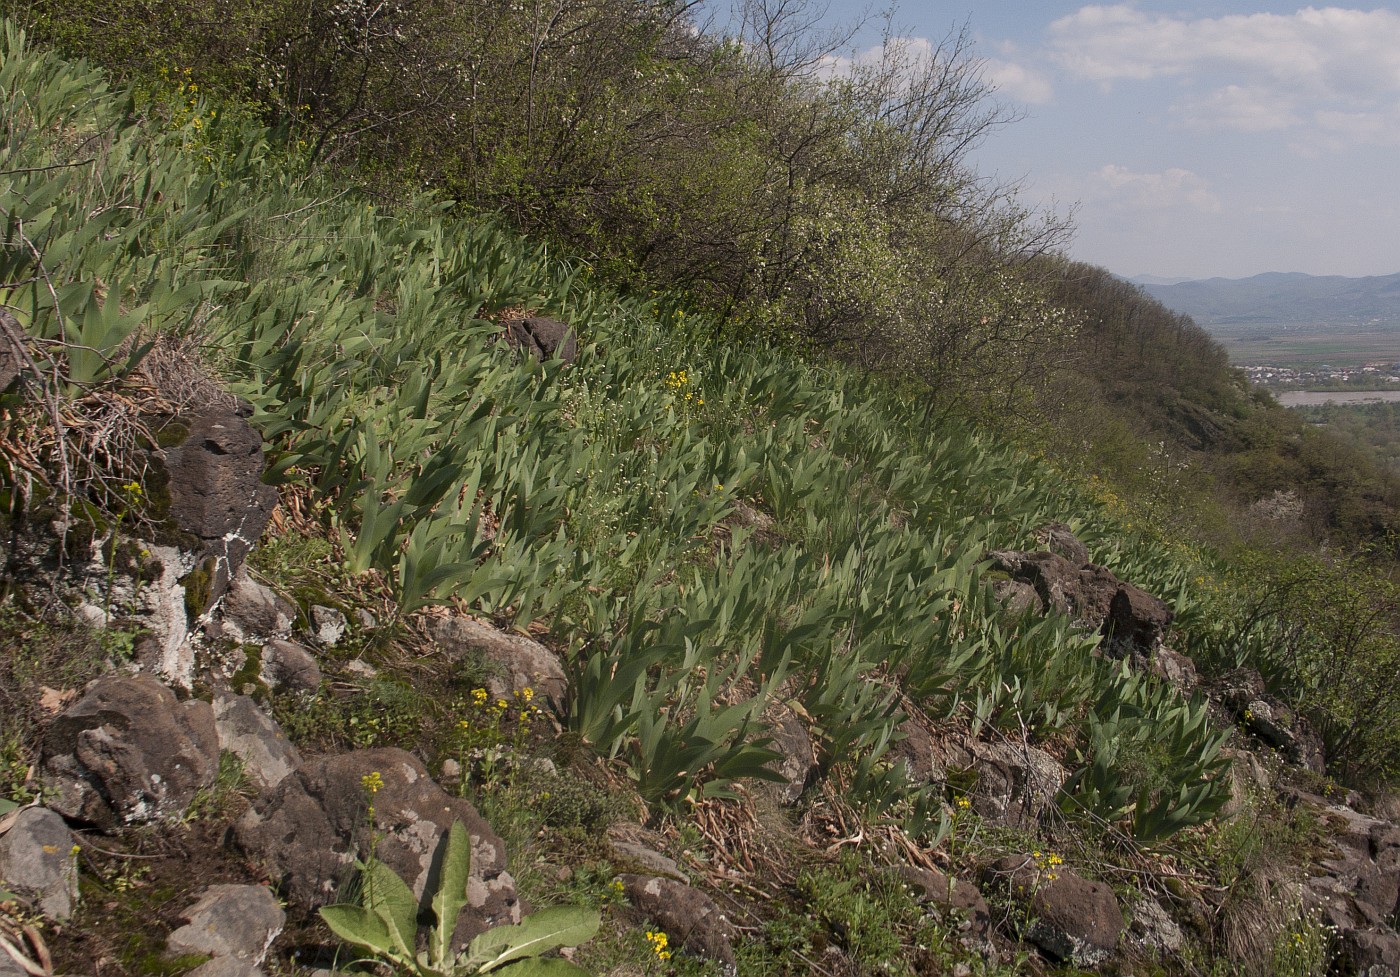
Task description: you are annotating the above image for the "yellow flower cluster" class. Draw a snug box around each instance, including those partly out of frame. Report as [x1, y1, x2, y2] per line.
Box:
[955, 796, 972, 811]
[644, 929, 672, 961]
[361, 771, 384, 795]
[466, 687, 542, 721]
[1031, 849, 1063, 882]
[664, 370, 704, 406]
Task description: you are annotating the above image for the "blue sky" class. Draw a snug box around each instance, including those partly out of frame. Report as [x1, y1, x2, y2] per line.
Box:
[724, 2, 1400, 280]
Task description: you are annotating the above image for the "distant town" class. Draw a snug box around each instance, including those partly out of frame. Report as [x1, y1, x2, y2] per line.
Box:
[1242, 363, 1400, 391]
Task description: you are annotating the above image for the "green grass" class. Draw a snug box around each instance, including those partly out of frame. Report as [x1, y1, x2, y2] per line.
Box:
[0, 20, 1241, 844]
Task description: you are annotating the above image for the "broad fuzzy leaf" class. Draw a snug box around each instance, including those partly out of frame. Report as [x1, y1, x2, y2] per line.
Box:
[466, 907, 601, 974]
[427, 820, 472, 965]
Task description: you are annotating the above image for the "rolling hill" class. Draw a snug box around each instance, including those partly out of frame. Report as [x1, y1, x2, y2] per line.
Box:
[1137, 271, 1400, 327]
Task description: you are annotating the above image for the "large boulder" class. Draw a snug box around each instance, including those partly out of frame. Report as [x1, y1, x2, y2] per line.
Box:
[620, 874, 736, 967]
[987, 550, 1119, 625]
[982, 854, 1123, 966]
[1104, 582, 1174, 653]
[503, 317, 577, 365]
[165, 884, 285, 968]
[428, 615, 567, 715]
[212, 694, 302, 791]
[896, 865, 990, 936]
[988, 536, 1176, 656]
[233, 748, 519, 940]
[40, 675, 219, 830]
[0, 807, 80, 919]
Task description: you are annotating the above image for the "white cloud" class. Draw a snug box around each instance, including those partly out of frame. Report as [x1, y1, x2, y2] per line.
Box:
[1174, 85, 1298, 133]
[818, 35, 1052, 105]
[1046, 5, 1400, 141]
[982, 59, 1054, 105]
[1312, 107, 1400, 147]
[817, 36, 941, 80]
[1095, 165, 1222, 214]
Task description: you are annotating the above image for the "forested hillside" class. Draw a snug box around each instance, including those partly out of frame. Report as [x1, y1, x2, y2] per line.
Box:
[16, 0, 1396, 556]
[4, 6, 1400, 976]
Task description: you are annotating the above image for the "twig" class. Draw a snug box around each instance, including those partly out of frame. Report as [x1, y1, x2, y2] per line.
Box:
[75, 841, 167, 860]
[0, 159, 95, 176]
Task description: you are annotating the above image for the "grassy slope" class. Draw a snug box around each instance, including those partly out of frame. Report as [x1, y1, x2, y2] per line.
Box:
[0, 26, 1361, 977]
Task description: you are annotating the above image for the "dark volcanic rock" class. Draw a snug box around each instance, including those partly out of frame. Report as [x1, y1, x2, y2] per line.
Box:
[504, 317, 577, 364]
[620, 874, 736, 966]
[1105, 582, 1174, 652]
[157, 408, 278, 595]
[40, 675, 219, 830]
[1034, 522, 1091, 566]
[234, 748, 519, 939]
[897, 865, 990, 935]
[987, 550, 1119, 624]
[1216, 669, 1326, 772]
[983, 855, 1123, 966]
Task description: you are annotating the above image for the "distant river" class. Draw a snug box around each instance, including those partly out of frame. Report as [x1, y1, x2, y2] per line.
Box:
[1277, 390, 1400, 407]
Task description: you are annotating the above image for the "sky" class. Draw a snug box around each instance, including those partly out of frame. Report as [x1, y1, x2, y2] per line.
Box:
[750, 1, 1400, 281]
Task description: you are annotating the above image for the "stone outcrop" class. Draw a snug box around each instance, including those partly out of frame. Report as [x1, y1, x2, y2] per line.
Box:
[889, 723, 1066, 828]
[155, 407, 278, 598]
[1215, 669, 1326, 773]
[1298, 795, 1400, 972]
[987, 546, 1174, 656]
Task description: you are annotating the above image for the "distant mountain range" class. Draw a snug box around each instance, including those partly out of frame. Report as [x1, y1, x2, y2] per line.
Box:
[1133, 271, 1400, 327]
